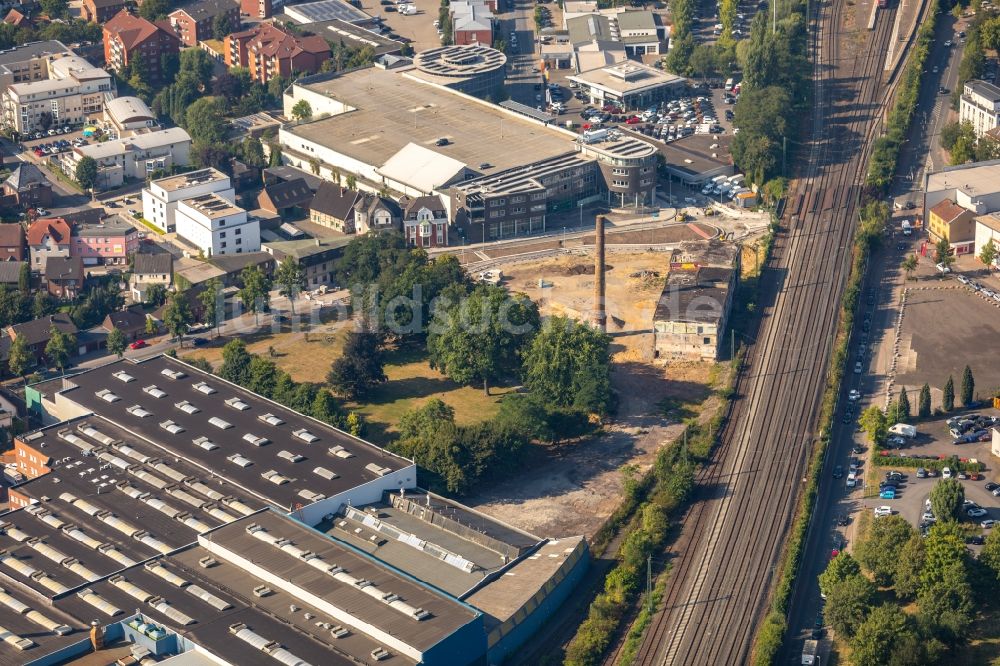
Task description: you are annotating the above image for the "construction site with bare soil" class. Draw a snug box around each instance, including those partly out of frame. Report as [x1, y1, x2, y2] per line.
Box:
[466, 242, 732, 539]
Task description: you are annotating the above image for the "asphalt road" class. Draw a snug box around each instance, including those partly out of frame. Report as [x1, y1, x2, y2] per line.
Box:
[630, 0, 905, 663]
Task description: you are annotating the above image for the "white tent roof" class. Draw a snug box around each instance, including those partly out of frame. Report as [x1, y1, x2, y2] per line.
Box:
[376, 143, 466, 195]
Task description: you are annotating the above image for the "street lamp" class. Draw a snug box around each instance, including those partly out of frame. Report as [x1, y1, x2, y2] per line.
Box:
[578, 200, 584, 229]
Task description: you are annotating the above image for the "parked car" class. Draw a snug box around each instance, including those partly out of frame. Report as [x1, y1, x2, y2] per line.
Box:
[982, 519, 996, 529]
[879, 488, 896, 499]
[942, 467, 952, 479]
[967, 507, 987, 518]
[848, 389, 861, 401]
[874, 506, 892, 517]
[985, 482, 999, 492]
[129, 340, 148, 350]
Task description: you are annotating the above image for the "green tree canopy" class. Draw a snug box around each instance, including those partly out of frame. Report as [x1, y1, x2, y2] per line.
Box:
[427, 285, 539, 395]
[819, 552, 861, 599]
[163, 291, 192, 344]
[75, 156, 98, 191]
[326, 328, 387, 401]
[139, 0, 171, 20]
[8, 333, 32, 379]
[238, 265, 272, 325]
[858, 404, 888, 446]
[185, 98, 228, 145]
[40, 0, 68, 18]
[198, 277, 224, 335]
[918, 383, 931, 417]
[856, 515, 914, 586]
[106, 327, 127, 359]
[897, 387, 911, 420]
[219, 339, 253, 386]
[960, 365, 974, 406]
[521, 316, 614, 415]
[274, 256, 305, 315]
[929, 478, 964, 523]
[979, 239, 997, 268]
[893, 533, 925, 600]
[44, 325, 75, 373]
[850, 604, 917, 666]
[291, 99, 313, 121]
[825, 574, 875, 637]
[943, 375, 955, 410]
[145, 283, 167, 307]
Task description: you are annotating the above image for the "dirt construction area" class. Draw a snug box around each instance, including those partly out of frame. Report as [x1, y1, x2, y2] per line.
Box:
[467, 251, 721, 537]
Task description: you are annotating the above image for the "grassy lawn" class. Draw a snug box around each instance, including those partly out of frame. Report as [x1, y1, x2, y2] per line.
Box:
[351, 345, 510, 445]
[185, 332, 506, 445]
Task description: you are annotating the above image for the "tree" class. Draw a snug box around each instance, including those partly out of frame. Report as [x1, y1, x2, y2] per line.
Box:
[327, 328, 386, 400]
[163, 291, 192, 345]
[981, 529, 1000, 582]
[918, 383, 931, 418]
[40, 0, 68, 18]
[427, 285, 539, 395]
[930, 479, 964, 522]
[689, 43, 718, 78]
[291, 99, 313, 122]
[238, 265, 271, 325]
[185, 98, 228, 145]
[219, 339, 253, 386]
[825, 574, 875, 637]
[521, 316, 614, 414]
[850, 605, 916, 666]
[145, 283, 167, 307]
[198, 277, 224, 336]
[960, 365, 974, 406]
[75, 156, 98, 191]
[893, 534, 926, 600]
[32, 291, 54, 320]
[819, 552, 862, 599]
[145, 316, 158, 337]
[856, 515, 914, 586]
[268, 145, 283, 167]
[918, 556, 974, 642]
[346, 174, 357, 190]
[139, 0, 171, 20]
[212, 13, 235, 40]
[901, 254, 918, 281]
[943, 375, 955, 411]
[45, 325, 75, 374]
[897, 387, 911, 420]
[106, 327, 127, 359]
[980, 239, 998, 268]
[246, 356, 279, 397]
[241, 137, 265, 168]
[7, 334, 32, 381]
[274, 256, 305, 315]
[858, 405, 888, 446]
[17, 263, 29, 293]
[179, 48, 215, 89]
[935, 237, 955, 270]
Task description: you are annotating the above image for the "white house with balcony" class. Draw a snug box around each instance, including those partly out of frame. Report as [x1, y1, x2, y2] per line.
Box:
[1, 54, 112, 134]
[175, 193, 260, 257]
[63, 127, 192, 190]
[142, 168, 235, 233]
[960, 80, 1000, 138]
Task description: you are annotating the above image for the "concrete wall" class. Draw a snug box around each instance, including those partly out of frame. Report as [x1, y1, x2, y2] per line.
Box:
[289, 463, 418, 525]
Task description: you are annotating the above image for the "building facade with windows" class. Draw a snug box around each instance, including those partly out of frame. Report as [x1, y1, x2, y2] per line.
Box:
[103, 11, 181, 86]
[63, 127, 193, 190]
[169, 0, 242, 47]
[401, 195, 449, 247]
[72, 214, 140, 266]
[142, 168, 235, 233]
[0, 54, 112, 134]
[175, 193, 261, 257]
[224, 23, 330, 83]
[959, 80, 1000, 138]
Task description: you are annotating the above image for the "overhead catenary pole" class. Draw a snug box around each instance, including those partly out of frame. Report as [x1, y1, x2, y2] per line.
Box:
[593, 214, 607, 332]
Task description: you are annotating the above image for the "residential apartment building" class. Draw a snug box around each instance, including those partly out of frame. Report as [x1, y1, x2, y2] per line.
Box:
[0, 54, 112, 134]
[241, 0, 284, 20]
[959, 80, 1000, 138]
[0, 41, 72, 97]
[72, 214, 139, 266]
[224, 23, 330, 84]
[401, 195, 449, 247]
[263, 237, 345, 288]
[82, 0, 128, 23]
[63, 127, 192, 190]
[27, 217, 71, 272]
[927, 198, 977, 254]
[0, 223, 26, 262]
[142, 167, 235, 233]
[2, 163, 52, 208]
[169, 0, 242, 47]
[103, 10, 181, 85]
[175, 193, 261, 257]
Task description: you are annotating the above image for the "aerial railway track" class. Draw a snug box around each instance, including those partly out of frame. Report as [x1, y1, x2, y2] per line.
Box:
[618, 0, 906, 663]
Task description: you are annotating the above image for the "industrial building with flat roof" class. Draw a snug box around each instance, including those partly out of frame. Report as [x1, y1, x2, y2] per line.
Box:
[280, 64, 660, 241]
[0, 354, 589, 665]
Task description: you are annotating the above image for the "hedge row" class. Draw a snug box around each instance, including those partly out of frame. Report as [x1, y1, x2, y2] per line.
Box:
[866, 0, 941, 189]
[872, 454, 986, 473]
[562, 358, 740, 665]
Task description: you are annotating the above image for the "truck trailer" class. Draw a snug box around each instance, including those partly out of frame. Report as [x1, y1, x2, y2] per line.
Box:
[802, 639, 820, 665]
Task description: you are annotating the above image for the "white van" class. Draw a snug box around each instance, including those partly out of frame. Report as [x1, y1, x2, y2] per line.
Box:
[725, 78, 735, 91]
[728, 174, 745, 186]
[901, 220, 912, 235]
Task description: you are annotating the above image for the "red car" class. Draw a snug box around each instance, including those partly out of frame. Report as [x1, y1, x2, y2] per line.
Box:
[129, 340, 148, 350]
[625, 116, 641, 124]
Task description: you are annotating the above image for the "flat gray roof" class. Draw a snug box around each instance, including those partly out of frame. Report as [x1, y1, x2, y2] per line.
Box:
[926, 159, 1000, 198]
[201, 510, 481, 651]
[0, 583, 84, 666]
[286, 67, 579, 176]
[55, 356, 411, 511]
[0, 40, 68, 67]
[282, 0, 370, 24]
